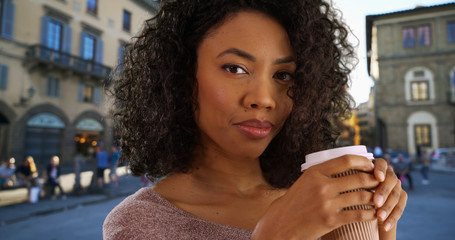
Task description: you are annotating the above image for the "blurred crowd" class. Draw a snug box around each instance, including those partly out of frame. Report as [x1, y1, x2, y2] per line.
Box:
[0, 145, 122, 203]
[371, 146, 432, 191]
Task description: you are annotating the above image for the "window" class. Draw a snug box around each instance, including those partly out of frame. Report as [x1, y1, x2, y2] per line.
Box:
[46, 76, 60, 98]
[83, 85, 93, 102]
[123, 10, 131, 32]
[415, 125, 431, 147]
[80, 31, 103, 63]
[405, 67, 434, 103]
[82, 33, 96, 60]
[41, 16, 72, 53]
[0, 0, 15, 39]
[117, 43, 129, 72]
[0, 64, 8, 90]
[448, 22, 455, 43]
[78, 84, 101, 104]
[47, 19, 63, 51]
[403, 25, 431, 48]
[417, 25, 431, 46]
[403, 27, 415, 48]
[413, 71, 424, 77]
[86, 0, 97, 16]
[411, 81, 429, 101]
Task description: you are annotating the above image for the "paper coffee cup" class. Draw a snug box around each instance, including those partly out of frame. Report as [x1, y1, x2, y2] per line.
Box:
[301, 145, 379, 240]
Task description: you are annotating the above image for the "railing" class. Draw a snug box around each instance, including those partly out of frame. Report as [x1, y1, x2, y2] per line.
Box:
[26, 45, 112, 79]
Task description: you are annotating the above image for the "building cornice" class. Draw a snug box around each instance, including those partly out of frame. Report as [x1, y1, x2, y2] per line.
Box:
[81, 22, 103, 36]
[43, 3, 73, 22]
[377, 50, 455, 62]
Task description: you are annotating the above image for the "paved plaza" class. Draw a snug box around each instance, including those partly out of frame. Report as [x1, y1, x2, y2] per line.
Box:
[0, 167, 454, 240]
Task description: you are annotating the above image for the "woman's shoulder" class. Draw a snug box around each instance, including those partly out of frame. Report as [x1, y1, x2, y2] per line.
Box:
[103, 187, 252, 239]
[103, 187, 172, 239]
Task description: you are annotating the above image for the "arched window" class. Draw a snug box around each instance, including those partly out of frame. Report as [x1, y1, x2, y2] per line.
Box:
[25, 113, 65, 165]
[407, 111, 438, 156]
[404, 67, 434, 103]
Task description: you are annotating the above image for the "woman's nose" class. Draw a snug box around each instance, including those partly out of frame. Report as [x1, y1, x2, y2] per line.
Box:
[242, 76, 276, 110]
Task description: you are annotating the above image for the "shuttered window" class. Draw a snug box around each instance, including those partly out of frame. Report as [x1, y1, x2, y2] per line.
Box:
[0, 0, 15, 39]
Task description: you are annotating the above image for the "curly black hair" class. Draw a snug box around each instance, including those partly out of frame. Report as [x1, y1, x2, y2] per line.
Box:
[113, 0, 355, 188]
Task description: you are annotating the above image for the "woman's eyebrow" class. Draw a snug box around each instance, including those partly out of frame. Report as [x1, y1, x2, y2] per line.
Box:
[217, 48, 256, 61]
[217, 48, 295, 65]
[275, 56, 295, 65]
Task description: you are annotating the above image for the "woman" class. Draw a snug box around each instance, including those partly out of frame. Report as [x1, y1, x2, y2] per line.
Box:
[44, 156, 66, 200]
[104, 1, 407, 239]
[15, 156, 39, 202]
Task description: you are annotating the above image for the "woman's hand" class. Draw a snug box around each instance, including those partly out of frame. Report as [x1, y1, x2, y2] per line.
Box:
[372, 158, 408, 233]
[252, 155, 379, 240]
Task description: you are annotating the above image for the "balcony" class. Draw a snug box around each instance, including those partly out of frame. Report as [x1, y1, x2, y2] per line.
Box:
[25, 45, 111, 80]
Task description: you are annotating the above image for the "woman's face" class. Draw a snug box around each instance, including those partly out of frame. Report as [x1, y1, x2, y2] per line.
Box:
[194, 11, 295, 158]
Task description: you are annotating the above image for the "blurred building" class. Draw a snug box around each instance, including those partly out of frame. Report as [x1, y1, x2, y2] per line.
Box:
[0, 0, 159, 169]
[366, 3, 455, 158]
[355, 90, 375, 148]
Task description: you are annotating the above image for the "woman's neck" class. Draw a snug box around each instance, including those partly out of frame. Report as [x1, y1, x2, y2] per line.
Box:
[188, 145, 270, 195]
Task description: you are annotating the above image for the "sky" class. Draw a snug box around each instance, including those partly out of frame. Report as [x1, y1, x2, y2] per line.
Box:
[332, 0, 454, 106]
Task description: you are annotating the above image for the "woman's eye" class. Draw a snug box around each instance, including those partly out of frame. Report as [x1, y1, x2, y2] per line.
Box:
[274, 72, 294, 82]
[222, 64, 247, 74]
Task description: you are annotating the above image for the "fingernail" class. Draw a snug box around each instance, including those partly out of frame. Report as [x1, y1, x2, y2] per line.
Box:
[375, 195, 384, 207]
[378, 171, 385, 182]
[378, 210, 386, 221]
[384, 222, 392, 232]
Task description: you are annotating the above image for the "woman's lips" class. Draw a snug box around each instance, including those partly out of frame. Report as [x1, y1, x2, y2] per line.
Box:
[234, 120, 273, 139]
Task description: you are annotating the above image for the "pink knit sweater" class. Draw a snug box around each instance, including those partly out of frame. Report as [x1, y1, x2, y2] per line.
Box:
[103, 187, 253, 239]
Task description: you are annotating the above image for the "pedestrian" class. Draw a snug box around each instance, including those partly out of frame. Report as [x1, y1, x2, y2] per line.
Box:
[0, 157, 16, 188]
[384, 153, 393, 169]
[103, 1, 407, 239]
[96, 146, 109, 189]
[43, 156, 66, 200]
[420, 149, 430, 185]
[109, 146, 121, 187]
[394, 154, 414, 190]
[15, 156, 40, 202]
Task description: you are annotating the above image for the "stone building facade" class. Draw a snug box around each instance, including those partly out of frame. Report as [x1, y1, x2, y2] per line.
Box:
[355, 92, 375, 148]
[366, 3, 455, 157]
[0, 0, 159, 169]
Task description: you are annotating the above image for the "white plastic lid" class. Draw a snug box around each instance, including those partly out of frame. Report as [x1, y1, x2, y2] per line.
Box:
[301, 145, 374, 172]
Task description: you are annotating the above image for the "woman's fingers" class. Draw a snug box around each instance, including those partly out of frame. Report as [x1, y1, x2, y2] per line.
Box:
[314, 155, 375, 177]
[373, 158, 388, 182]
[377, 183, 407, 231]
[373, 166, 396, 208]
[335, 190, 375, 210]
[372, 164, 408, 232]
[330, 172, 379, 194]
